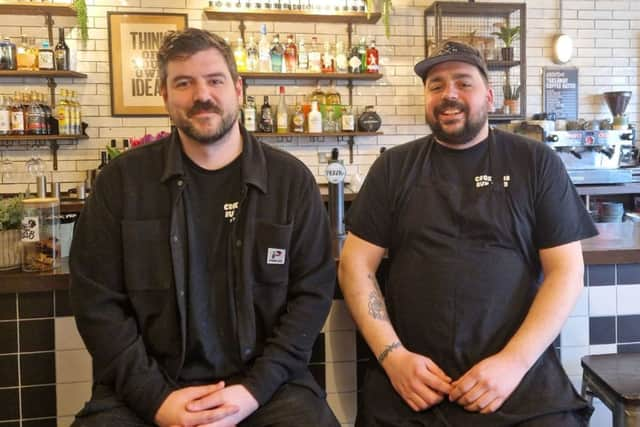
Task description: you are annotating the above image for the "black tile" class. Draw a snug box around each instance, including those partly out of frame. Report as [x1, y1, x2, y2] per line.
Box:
[0, 354, 18, 387]
[308, 363, 326, 390]
[0, 294, 16, 321]
[20, 352, 55, 386]
[0, 422, 19, 427]
[617, 315, 640, 343]
[310, 333, 325, 363]
[21, 385, 56, 418]
[55, 289, 72, 317]
[0, 321, 18, 354]
[19, 319, 54, 352]
[618, 343, 640, 353]
[617, 264, 640, 285]
[588, 264, 615, 286]
[22, 418, 57, 427]
[0, 387, 19, 420]
[18, 292, 53, 319]
[590, 317, 616, 345]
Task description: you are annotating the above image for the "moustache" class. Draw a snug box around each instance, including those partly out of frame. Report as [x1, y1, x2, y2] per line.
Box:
[434, 99, 467, 116]
[188, 102, 223, 117]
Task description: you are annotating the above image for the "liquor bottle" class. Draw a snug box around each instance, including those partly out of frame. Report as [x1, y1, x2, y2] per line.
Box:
[233, 38, 247, 72]
[276, 86, 289, 133]
[341, 106, 355, 132]
[284, 34, 297, 73]
[26, 92, 45, 135]
[308, 37, 322, 73]
[325, 81, 341, 105]
[26, 37, 38, 71]
[292, 105, 305, 133]
[358, 37, 368, 73]
[55, 89, 69, 135]
[321, 41, 334, 73]
[246, 35, 258, 72]
[297, 37, 308, 72]
[10, 92, 24, 135]
[258, 24, 271, 72]
[0, 96, 10, 135]
[348, 45, 362, 73]
[270, 33, 284, 72]
[366, 39, 380, 73]
[335, 40, 348, 73]
[38, 41, 55, 70]
[55, 27, 70, 71]
[259, 96, 274, 133]
[308, 100, 322, 133]
[67, 90, 78, 135]
[0, 37, 17, 70]
[16, 36, 30, 71]
[310, 83, 326, 105]
[123, 139, 130, 150]
[71, 91, 82, 135]
[243, 95, 257, 131]
[37, 92, 52, 135]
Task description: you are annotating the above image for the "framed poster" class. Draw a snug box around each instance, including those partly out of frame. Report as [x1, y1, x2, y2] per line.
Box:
[543, 67, 579, 120]
[108, 12, 188, 116]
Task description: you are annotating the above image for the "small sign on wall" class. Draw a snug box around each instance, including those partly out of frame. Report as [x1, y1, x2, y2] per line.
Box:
[107, 12, 188, 116]
[543, 67, 579, 120]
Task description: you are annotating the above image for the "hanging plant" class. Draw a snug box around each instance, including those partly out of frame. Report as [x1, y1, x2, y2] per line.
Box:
[74, 0, 88, 42]
[366, 0, 393, 39]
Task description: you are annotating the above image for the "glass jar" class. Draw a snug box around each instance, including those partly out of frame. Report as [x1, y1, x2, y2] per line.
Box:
[21, 197, 60, 272]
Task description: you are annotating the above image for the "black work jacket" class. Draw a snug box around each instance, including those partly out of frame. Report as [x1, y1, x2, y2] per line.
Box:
[69, 127, 335, 423]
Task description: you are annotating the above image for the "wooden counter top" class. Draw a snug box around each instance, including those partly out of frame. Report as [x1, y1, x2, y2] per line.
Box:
[2, 223, 639, 294]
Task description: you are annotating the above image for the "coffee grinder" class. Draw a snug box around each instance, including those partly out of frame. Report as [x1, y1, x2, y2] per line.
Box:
[603, 91, 631, 130]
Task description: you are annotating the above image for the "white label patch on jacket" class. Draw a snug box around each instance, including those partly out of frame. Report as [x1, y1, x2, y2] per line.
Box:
[267, 248, 286, 264]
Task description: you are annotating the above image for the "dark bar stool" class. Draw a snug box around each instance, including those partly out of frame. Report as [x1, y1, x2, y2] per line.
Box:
[581, 353, 640, 427]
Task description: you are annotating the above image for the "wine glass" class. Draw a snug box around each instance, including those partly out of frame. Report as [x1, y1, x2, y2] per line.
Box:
[0, 152, 14, 181]
[25, 147, 45, 178]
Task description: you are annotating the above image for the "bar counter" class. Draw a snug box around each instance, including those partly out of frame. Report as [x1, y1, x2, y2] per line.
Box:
[2, 223, 638, 294]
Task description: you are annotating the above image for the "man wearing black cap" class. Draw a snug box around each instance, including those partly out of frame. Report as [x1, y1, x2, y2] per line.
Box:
[338, 41, 598, 426]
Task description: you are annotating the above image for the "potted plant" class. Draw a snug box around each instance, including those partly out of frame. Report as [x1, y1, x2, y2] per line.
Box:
[366, 0, 393, 38]
[503, 84, 520, 115]
[492, 24, 520, 61]
[0, 196, 24, 270]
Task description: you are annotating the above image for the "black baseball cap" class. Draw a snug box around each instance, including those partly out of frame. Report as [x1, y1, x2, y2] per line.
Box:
[414, 41, 489, 83]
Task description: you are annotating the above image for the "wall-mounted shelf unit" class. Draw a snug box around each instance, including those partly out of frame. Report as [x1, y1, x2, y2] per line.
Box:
[239, 71, 382, 81]
[0, 135, 89, 171]
[204, 9, 381, 25]
[424, 1, 527, 122]
[0, 3, 77, 16]
[0, 70, 87, 79]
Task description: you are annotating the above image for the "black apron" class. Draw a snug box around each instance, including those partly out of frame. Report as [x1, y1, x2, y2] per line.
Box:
[356, 133, 591, 427]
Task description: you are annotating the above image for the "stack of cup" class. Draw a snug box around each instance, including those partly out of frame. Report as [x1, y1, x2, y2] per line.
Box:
[599, 202, 625, 223]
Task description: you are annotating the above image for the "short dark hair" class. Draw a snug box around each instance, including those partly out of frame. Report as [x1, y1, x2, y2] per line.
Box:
[157, 28, 238, 88]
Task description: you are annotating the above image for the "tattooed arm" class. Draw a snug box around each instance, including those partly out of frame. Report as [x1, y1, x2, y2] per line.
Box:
[338, 233, 452, 411]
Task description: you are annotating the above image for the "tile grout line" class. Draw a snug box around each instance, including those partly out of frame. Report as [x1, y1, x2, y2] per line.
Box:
[15, 293, 22, 427]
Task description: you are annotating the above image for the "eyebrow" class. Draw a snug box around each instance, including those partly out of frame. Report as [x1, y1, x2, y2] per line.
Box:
[427, 72, 475, 84]
[170, 72, 228, 82]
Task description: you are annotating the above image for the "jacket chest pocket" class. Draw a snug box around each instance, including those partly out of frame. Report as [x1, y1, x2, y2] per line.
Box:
[253, 220, 292, 286]
[121, 218, 173, 291]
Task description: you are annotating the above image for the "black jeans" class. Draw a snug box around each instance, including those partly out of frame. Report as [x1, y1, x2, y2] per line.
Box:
[71, 383, 339, 427]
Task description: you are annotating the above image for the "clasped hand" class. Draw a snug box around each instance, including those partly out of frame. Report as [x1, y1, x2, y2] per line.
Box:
[383, 348, 527, 414]
[155, 382, 259, 427]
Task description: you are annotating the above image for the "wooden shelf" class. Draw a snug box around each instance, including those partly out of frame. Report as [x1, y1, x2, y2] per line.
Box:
[240, 71, 382, 81]
[0, 70, 87, 78]
[204, 9, 381, 24]
[0, 134, 88, 142]
[0, 3, 77, 16]
[253, 131, 382, 137]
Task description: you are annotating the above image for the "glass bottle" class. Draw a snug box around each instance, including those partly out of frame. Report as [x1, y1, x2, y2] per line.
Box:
[308, 36, 322, 73]
[335, 40, 348, 73]
[243, 95, 257, 131]
[310, 83, 326, 106]
[38, 40, 55, 70]
[276, 86, 288, 133]
[0, 96, 10, 135]
[10, 92, 24, 136]
[358, 37, 367, 73]
[246, 35, 258, 72]
[38, 92, 52, 135]
[16, 36, 30, 71]
[348, 45, 362, 73]
[325, 81, 341, 105]
[0, 37, 17, 70]
[284, 34, 297, 73]
[26, 92, 45, 135]
[307, 100, 322, 133]
[26, 37, 38, 70]
[270, 33, 284, 72]
[258, 24, 271, 72]
[297, 37, 308, 72]
[233, 38, 247, 72]
[292, 104, 305, 133]
[55, 27, 70, 71]
[321, 41, 334, 73]
[70, 90, 81, 135]
[366, 39, 380, 73]
[55, 88, 69, 135]
[341, 106, 355, 131]
[259, 95, 274, 133]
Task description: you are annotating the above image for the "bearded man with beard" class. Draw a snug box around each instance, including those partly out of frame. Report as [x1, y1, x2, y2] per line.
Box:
[339, 41, 598, 427]
[69, 28, 339, 427]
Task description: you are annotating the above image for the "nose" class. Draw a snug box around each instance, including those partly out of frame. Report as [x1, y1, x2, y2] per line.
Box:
[192, 79, 212, 103]
[441, 81, 459, 100]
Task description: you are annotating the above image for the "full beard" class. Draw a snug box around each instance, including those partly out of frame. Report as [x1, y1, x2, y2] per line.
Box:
[175, 101, 239, 145]
[426, 99, 487, 145]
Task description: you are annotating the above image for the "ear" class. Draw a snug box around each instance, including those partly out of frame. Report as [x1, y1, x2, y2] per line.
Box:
[486, 86, 494, 110]
[235, 77, 243, 102]
[160, 84, 168, 105]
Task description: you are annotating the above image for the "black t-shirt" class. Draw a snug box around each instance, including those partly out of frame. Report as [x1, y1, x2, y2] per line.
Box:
[347, 129, 598, 260]
[179, 151, 243, 384]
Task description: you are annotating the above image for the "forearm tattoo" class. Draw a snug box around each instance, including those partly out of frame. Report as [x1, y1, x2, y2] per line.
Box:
[367, 273, 389, 321]
[377, 341, 402, 363]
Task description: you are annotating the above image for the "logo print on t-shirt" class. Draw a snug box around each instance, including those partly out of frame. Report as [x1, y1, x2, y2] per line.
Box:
[224, 201, 239, 223]
[474, 174, 492, 188]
